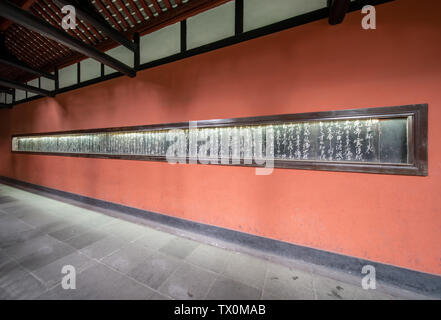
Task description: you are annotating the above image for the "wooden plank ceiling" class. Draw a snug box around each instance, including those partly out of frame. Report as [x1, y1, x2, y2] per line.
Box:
[0, 0, 230, 85]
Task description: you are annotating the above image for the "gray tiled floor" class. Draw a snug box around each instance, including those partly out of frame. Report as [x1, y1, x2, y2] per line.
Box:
[0, 183, 429, 300]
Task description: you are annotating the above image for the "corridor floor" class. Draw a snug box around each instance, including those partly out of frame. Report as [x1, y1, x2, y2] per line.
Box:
[0, 183, 430, 300]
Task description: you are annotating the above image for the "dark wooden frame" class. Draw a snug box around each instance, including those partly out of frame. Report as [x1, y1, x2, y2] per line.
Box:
[11, 104, 428, 176]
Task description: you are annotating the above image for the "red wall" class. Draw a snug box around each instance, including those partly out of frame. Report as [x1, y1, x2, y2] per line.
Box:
[1, 0, 440, 275]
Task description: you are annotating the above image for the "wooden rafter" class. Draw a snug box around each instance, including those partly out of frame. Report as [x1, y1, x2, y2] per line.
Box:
[55, 0, 136, 51]
[127, 0, 144, 21]
[163, 0, 172, 10]
[94, 0, 123, 32]
[136, 0, 154, 19]
[127, 0, 231, 37]
[0, 0, 136, 77]
[107, 0, 130, 29]
[0, 0, 38, 31]
[0, 77, 54, 96]
[116, 0, 137, 26]
[39, 0, 231, 71]
[1, 0, 231, 81]
[0, 55, 55, 79]
[151, 1, 163, 15]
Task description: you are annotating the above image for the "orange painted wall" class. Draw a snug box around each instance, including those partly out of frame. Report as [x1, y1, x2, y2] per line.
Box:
[1, 0, 440, 275]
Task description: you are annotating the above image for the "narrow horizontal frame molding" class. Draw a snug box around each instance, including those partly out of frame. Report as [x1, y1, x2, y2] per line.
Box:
[11, 104, 428, 176]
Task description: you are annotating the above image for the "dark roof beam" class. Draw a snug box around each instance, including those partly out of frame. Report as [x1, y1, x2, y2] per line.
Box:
[0, 1, 136, 77]
[0, 55, 55, 80]
[0, 87, 14, 94]
[54, 0, 136, 51]
[0, 0, 37, 32]
[0, 78, 54, 97]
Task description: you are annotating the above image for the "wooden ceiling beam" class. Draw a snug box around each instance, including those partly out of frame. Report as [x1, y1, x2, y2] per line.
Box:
[94, 0, 123, 32]
[136, 0, 154, 19]
[17, 23, 68, 59]
[151, 1, 163, 15]
[4, 36, 40, 66]
[163, 0, 172, 10]
[42, 1, 95, 45]
[0, 0, 136, 77]
[127, 0, 232, 37]
[55, 0, 136, 51]
[12, 0, 231, 76]
[115, 0, 137, 26]
[0, 77, 55, 97]
[5, 27, 53, 65]
[0, 0, 37, 32]
[328, 0, 351, 25]
[126, 0, 145, 21]
[0, 87, 14, 94]
[40, 0, 231, 72]
[33, 2, 91, 45]
[107, 0, 130, 29]
[0, 55, 55, 79]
